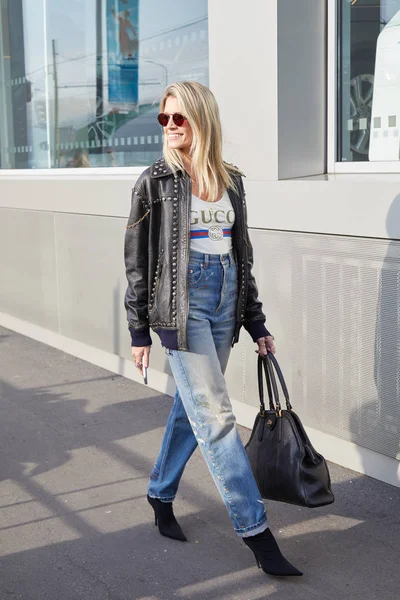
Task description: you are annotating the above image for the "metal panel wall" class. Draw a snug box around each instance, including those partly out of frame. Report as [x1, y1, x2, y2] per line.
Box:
[0, 208, 58, 331]
[233, 229, 399, 461]
[54, 211, 172, 376]
[0, 205, 399, 462]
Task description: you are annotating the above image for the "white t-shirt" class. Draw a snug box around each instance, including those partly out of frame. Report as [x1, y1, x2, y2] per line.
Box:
[190, 191, 235, 254]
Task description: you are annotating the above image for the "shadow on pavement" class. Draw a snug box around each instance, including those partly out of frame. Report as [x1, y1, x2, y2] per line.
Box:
[0, 326, 400, 599]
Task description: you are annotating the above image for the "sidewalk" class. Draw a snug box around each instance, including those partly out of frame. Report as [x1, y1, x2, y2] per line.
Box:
[0, 325, 399, 600]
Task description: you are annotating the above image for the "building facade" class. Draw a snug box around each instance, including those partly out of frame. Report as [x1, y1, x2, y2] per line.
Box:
[1, 0, 399, 486]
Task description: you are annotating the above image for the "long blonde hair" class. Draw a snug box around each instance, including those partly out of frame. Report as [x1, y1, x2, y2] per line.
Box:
[160, 81, 239, 201]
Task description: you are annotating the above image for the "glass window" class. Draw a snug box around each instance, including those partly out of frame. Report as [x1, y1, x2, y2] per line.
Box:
[338, 0, 400, 162]
[0, 0, 208, 169]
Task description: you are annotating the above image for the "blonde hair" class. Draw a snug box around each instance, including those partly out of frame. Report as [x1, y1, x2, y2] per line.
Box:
[160, 81, 239, 201]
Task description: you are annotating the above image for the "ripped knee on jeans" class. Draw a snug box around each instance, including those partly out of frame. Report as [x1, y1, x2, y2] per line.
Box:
[194, 394, 210, 409]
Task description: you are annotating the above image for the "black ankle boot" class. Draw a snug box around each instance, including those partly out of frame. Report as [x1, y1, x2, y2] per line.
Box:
[147, 495, 187, 542]
[243, 528, 302, 577]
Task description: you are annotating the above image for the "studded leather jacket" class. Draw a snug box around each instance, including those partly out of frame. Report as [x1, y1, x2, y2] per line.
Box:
[124, 157, 270, 351]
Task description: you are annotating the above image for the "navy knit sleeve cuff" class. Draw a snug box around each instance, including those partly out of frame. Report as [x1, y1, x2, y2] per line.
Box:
[244, 320, 271, 343]
[130, 326, 152, 347]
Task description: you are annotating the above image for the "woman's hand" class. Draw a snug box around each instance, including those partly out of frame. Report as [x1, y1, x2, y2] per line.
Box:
[255, 335, 276, 356]
[131, 346, 151, 374]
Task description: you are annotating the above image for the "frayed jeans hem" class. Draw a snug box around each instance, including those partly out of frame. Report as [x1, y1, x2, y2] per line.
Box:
[147, 493, 175, 503]
[236, 517, 268, 538]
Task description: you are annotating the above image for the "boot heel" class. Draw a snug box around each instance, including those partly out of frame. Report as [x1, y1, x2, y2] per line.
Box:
[248, 548, 261, 568]
[245, 544, 262, 568]
[147, 495, 187, 542]
[243, 528, 303, 577]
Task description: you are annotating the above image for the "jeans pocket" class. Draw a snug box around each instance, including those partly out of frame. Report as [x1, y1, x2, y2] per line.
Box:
[188, 263, 204, 286]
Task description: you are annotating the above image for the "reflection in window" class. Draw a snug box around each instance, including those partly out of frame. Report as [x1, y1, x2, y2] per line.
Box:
[0, 0, 208, 169]
[338, 0, 400, 162]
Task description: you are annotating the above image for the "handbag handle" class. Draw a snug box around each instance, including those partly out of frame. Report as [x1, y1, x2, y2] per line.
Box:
[265, 352, 293, 411]
[258, 355, 281, 412]
[263, 354, 282, 411]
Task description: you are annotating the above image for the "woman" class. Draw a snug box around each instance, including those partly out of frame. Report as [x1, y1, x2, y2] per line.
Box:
[111, 5, 138, 58]
[124, 81, 302, 578]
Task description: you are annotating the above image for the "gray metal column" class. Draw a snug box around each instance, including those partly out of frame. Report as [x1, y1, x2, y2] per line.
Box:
[0, 0, 14, 168]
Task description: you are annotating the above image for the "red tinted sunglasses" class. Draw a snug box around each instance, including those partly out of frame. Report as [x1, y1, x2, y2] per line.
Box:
[157, 112, 187, 127]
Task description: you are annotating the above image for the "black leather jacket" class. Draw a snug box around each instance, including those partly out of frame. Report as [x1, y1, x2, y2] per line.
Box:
[124, 157, 270, 351]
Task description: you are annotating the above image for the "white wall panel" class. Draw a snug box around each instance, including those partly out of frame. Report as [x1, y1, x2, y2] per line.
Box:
[0, 209, 58, 331]
[2, 175, 400, 242]
[209, 0, 279, 180]
[0, 178, 134, 217]
[278, 0, 326, 178]
[244, 178, 400, 241]
[54, 213, 129, 355]
[53, 212, 172, 375]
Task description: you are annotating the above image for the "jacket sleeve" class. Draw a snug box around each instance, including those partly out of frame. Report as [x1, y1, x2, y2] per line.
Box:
[240, 177, 272, 342]
[124, 178, 152, 347]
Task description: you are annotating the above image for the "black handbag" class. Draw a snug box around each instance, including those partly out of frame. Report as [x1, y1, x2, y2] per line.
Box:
[245, 353, 335, 508]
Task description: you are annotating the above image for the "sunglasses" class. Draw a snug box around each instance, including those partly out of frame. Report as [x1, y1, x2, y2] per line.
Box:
[157, 113, 187, 127]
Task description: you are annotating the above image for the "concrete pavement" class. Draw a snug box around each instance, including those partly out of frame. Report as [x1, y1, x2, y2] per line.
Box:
[0, 325, 399, 600]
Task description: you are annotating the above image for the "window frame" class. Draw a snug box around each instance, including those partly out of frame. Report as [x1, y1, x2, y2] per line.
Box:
[0, 166, 146, 178]
[330, 0, 400, 174]
[0, 1, 208, 178]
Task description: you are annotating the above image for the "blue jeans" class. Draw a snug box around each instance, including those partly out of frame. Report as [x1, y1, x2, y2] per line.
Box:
[148, 250, 268, 537]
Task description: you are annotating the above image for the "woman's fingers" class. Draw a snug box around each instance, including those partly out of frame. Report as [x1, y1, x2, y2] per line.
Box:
[257, 338, 267, 356]
[255, 335, 276, 356]
[143, 346, 150, 369]
[131, 347, 144, 372]
[131, 346, 151, 373]
[266, 335, 276, 354]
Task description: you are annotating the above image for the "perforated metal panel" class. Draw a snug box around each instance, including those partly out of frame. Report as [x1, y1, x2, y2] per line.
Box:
[236, 230, 400, 461]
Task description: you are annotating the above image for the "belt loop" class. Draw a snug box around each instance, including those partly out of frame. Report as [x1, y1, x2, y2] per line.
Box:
[204, 254, 209, 269]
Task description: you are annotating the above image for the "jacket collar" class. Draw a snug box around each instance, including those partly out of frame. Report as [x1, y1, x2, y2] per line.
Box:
[150, 157, 244, 182]
[150, 157, 174, 179]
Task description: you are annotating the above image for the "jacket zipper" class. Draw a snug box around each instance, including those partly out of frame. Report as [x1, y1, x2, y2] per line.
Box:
[228, 187, 246, 346]
[183, 176, 191, 350]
